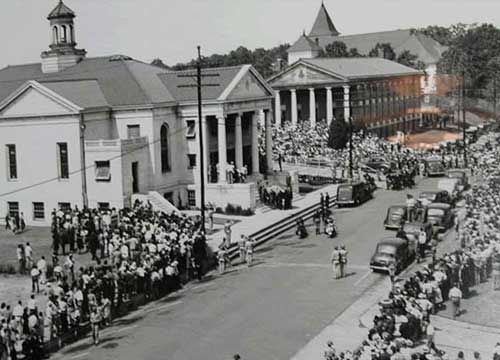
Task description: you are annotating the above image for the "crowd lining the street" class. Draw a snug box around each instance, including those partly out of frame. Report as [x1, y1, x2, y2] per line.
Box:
[1, 200, 209, 359]
[324, 132, 500, 360]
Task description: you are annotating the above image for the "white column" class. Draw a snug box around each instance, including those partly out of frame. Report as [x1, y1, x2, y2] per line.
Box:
[343, 85, 351, 122]
[217, 115, 227, 184]
[259, 108, 265, 127]
[235, 113, 243, 169]
[201, 116, 209, 184]
[251, 112, 260, 174]
[274, 90, 281, 128]
[290, 89, 298, 126]
[265, 110, 274, 173]
[326, 86, 333, 125]
[309, 88, 316, 127]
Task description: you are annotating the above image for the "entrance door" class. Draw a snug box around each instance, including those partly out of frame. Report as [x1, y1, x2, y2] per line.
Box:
[132, 162, 139, 193]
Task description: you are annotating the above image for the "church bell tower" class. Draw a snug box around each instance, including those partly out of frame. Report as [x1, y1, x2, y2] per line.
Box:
[41, 0, 86, 73]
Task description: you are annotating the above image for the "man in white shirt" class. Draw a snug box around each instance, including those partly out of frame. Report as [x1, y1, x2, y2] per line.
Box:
[449, 283, 463, 319]
[37, 256, 47, 285]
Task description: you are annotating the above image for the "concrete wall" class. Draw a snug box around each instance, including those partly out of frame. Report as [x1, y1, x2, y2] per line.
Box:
[203, 183, 256, 210]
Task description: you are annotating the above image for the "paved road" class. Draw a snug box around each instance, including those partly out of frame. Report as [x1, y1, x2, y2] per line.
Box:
[56, 178, 441, 360]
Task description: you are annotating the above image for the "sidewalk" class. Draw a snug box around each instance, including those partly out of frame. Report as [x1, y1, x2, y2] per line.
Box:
[206, 183, 339, 252]
[291, 277, 392, 359]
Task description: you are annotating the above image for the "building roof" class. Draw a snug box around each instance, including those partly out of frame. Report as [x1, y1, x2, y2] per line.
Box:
[159, 65, 247, 102]
[48, 0, 75, 19]
[0, 56, 271, 111]
[309, 3, 340, 37]
[289, 33, 323, 53]
[302, 57, 422, 79]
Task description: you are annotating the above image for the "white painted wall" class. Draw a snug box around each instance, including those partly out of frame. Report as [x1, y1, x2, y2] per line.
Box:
[0, 115, 83, 226]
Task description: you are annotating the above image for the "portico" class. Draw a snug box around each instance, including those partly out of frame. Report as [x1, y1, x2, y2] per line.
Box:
[268, 58, 424, 137]
[166, 64, 276, 209]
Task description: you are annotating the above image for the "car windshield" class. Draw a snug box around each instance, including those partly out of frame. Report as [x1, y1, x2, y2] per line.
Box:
[377, 244, 396, 255]
[390, 208, 404, 215]
[427, 208, 444, 217]
[339, 187, 352, 197]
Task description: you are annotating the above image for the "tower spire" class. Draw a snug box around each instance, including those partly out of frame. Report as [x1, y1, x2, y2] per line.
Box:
[309, 2, 340, 37]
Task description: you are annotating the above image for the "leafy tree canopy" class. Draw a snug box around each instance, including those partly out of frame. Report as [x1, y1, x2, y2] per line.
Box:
[153, 44, 291, 78]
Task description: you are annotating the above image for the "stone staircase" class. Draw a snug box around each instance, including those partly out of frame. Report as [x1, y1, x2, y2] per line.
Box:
[131, 191, 179, 214]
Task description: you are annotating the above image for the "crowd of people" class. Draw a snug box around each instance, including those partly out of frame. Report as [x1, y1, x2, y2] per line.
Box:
[323, 131, 500, 360]
[209, 162, 248, 184]
[0, 200, 209, 359]
[258, 183, 293, 210]
[271, 120, 471, 190]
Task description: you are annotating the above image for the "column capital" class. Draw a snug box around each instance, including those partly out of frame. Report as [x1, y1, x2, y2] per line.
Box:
[275, 89, 281, 95]
[325, 86, 332, 90]
[343, 84, 350, 91]
[290, 88, 296, 93]
[308, 87, 315, 92]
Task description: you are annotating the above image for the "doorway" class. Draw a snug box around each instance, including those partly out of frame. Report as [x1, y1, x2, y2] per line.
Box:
[132, 161, 139, 193]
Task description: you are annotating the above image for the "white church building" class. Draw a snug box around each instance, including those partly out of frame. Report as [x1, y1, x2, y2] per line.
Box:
[0, 1, 275, 226]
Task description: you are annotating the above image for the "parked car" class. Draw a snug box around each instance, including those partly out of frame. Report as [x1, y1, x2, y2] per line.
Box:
[425, 159, 446, 176]
[337, 181, 373, 207]
[425, 203, 454, 232]
[402, 221, 433, 245]
[418, 190, 452, 205]
[370, 237, 415, 274]
[384, 205, 408, 230]
[447, 169, 468, 191]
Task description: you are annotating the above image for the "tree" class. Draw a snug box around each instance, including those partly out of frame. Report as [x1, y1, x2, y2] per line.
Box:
[439, 24, 500, 91]
[151, 58, 170, 69]
[369, 43, 396, 60]
[324, 41, 349, 58]
[348, 48, 363, 57]
[396, 50, 419, 68]
[328, 118, 349, 149]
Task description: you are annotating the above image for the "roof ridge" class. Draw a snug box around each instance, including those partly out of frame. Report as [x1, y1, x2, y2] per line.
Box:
[122, 59, 153, 104]
[169, 64, 247, 74]
[339, 29, 410, 38]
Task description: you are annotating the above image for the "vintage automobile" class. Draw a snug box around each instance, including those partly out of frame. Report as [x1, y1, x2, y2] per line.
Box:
[384, 205, 408, 230]
[425, 159, 446, 177]
[426, 203, 454, 232]
[447, 169, 468, 191]
[418, 190, 452, 205]
[336, 181, 373, 207]
[402, 221, 434, 245]
[370, 237, 416, 274]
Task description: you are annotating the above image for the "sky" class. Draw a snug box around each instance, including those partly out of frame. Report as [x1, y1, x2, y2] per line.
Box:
[0, 0, 499, 69]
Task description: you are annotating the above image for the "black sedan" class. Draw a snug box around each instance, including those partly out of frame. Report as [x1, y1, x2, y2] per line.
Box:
[370, 237, 416, 274]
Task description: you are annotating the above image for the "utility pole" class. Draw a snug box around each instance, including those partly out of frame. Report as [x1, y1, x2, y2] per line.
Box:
[462, 70, 468, 168]
[196, 47, 206, 232]
[348, 97, 353, 180]
[177, 47, 220, 232]
[79, 113, 88, 209]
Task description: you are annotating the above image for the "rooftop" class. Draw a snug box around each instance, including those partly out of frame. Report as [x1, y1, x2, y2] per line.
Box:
[47, 0, 75, 20]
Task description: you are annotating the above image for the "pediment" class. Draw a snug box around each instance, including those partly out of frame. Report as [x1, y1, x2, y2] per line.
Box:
[269, 63, 345, 88]
[226, 71, 270, 100]
[0, 81, 81, 118]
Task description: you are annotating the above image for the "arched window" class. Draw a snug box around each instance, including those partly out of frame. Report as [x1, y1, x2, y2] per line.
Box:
[61, 25, 67, 43]
[160, 124, 170, 172]
[52, 26, 58, 44]
[69, 25, 74, 43]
